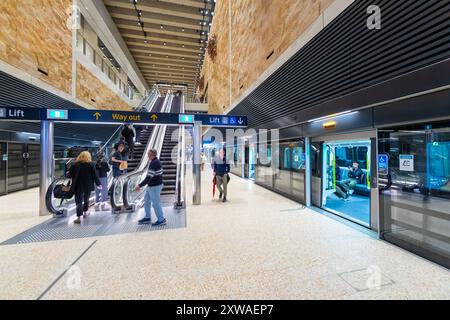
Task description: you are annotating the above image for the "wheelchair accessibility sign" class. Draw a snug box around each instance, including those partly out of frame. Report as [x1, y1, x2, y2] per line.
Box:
[378, 154, 389, 175]
[399, 154, 414, 172]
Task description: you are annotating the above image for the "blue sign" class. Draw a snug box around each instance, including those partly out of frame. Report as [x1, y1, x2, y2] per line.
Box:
[0, 107, 41, 121]
[0, 106, 248, 128]
[196, 114, 247, 127]
[179, 114, 195, 124]
[378, 154, 389, 175]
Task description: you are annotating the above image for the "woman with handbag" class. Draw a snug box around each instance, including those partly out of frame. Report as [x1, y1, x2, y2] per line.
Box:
[67, 151, 101, 224]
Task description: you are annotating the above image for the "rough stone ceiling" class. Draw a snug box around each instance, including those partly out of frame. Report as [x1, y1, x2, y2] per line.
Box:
[104, 0, 215, 97]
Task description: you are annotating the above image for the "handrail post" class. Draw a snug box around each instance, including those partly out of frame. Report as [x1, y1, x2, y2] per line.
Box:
[192, 121, 202, 205]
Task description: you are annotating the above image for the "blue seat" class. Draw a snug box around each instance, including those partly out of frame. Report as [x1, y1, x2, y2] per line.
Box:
[337, 167, 370, 196]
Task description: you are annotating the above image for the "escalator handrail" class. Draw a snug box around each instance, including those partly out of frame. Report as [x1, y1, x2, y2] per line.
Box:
[110, 93, 174, 209]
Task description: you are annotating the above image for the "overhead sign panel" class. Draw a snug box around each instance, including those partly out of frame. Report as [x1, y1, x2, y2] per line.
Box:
[0, 107, 248, 127]
[196, 114, 247, 127]
[0, 107, 42, 121]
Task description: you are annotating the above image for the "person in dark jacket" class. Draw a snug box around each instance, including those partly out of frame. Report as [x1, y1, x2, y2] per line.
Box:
[338, 161, 363, 199]
[111, 143, 127, 178]
[213, 148, 231, 202]
[135, 149, 165, 226]
[121, 125, 135, 159]
[94, 152, 110, 211]
[67, 151, 101, 224]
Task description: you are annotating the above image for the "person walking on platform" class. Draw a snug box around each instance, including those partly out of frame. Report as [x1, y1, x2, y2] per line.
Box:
[94, 152, 110, 211]
[111, 143, 127, 178]
[135, 149, 166, 226]
[213, 148, 230, 202]
[67, 151, 101, 224]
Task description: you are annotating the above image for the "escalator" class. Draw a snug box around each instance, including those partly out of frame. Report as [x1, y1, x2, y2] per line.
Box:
[45, 89, 161, 216]
[127, 96, 165, 172]
[160, 126, 177, 196]
[111, 92, 186, 212]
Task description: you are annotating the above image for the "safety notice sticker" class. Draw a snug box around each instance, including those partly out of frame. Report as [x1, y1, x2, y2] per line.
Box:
[399, 154, 414, 172]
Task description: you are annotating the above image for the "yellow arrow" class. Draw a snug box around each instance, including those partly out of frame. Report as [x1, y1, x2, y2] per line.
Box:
[150, 114, 158, 122]
[94, 112, 101, 120]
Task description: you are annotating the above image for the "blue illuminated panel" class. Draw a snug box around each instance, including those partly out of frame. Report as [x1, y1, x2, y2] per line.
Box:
[179, 114, 195, 124]
[47, 109, 68, 120]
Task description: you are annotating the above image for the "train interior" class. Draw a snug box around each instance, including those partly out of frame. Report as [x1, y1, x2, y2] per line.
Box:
[322, 139, 371, 227]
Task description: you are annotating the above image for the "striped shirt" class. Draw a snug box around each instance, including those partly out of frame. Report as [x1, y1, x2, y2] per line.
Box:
[139, 157, 163, 187]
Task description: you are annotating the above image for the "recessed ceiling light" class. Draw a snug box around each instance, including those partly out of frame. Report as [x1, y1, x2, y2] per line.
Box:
[160, 24, 164, 29]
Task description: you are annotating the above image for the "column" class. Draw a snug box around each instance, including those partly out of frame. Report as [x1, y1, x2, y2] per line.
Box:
[305, 137, 312, 207]
[192, 121, 202, 205]
[39, 121, 54, 216]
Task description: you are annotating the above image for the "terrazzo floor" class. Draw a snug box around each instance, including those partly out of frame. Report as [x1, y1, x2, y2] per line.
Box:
[0, 167, 449, 299]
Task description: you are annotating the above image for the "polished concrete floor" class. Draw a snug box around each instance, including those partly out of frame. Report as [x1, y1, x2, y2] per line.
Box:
[0, 167, 449, 299]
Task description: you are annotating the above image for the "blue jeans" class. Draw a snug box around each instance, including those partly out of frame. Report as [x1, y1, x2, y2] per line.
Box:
[144, 184, 164, 222]
[95, 177, 108, 202]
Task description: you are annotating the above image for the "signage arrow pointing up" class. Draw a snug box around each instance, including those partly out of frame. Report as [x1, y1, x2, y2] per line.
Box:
[151, 114, 158, 122]
[94, 112, 101, 120]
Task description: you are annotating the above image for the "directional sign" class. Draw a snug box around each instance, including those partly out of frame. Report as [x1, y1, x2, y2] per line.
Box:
[378, 154, 389, 175]
[0, 107, 41, 121]
[195, 114, 247, 127]
[0, 106, 248, 128]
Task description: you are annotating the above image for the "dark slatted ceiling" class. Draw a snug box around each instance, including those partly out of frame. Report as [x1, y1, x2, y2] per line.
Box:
[0, 71, 118, 142]
[231, 0, 450, 129]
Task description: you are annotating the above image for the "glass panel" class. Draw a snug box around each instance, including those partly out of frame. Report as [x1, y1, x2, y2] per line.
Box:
[7, 144, 25, 192]
[379, 121, 450, 268]
[26, 144, 40, 188]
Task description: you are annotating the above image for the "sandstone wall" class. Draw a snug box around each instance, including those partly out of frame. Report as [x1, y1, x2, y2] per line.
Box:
[0, 0, 134, 111]
[0, 0, 73, 94]
[76, 63, 132, 111]
[199, 0, 334, 114]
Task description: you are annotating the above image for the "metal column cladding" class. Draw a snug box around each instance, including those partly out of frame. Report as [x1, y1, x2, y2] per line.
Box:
[39, 121, 54, 216]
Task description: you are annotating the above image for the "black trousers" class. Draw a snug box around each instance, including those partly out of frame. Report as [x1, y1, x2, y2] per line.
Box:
[75, 192, 91, 217]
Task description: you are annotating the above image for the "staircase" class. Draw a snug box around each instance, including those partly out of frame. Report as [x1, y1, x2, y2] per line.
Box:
[127, 126, 153, 173]
[160, 126, 178, 196]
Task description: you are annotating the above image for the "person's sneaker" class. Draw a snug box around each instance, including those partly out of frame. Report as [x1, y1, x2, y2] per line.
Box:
[74, 217, 81, 224]
[219, 192, 223, 199]
[152, 219, 167, 227]
[222, 197, 227, 203]
[83, 211, 90, 218]
[138, 218, 152, 224]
